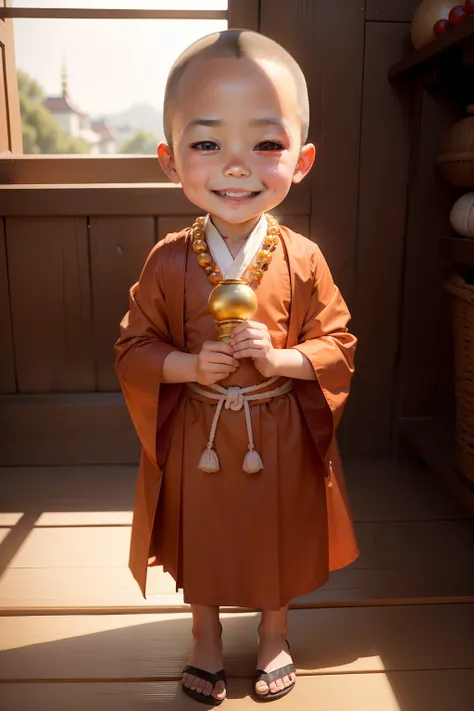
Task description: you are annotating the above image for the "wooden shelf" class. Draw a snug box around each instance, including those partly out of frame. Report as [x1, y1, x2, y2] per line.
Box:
[441, 236, 474, 267]
[400, 417, 474, 515]
[389, 17, 474, 81]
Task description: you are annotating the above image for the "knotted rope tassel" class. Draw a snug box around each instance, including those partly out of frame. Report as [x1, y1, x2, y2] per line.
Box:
[187, 378, 293, 474]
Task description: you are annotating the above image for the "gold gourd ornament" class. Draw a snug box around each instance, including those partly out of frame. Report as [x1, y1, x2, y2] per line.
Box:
[191, 214, 280, 343]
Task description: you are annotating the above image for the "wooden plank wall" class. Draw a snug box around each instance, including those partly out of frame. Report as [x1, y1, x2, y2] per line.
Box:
[0, 218, 15, 392]
[260, 0, 415, 455]
[367, 0, 418, 22]
[0, 0, 420, 463]
[89, 217, 156, 391]
[350, 22, 412, 455]
[7, 218, 94, 392]
[397, 89, 462, 423]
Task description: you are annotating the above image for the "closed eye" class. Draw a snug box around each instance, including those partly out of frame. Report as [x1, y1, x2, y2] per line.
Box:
[191, 141, 219, 151]
[255, 141, 285, 152]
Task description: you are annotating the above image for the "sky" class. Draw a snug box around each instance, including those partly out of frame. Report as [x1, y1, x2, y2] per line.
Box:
[12, 1, 227, 116]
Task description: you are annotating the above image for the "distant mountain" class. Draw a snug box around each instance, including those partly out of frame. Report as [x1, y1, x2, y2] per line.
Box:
[98, 103, 164, 139]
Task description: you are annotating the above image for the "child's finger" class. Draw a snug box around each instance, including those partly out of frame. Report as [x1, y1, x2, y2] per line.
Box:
[231, 330, 260, 346]
[205, 352, 238, 366]
[232, 337, 266, 353]
[202, 340, 234, 355]
[232, 320, 266, 334]
[207, 363, 238, 373]
[234, 347, 263, 360]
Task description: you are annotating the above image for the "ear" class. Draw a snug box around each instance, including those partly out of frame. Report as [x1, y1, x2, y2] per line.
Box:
[292, 143, 316, 184]
[157, 142, 180, 184]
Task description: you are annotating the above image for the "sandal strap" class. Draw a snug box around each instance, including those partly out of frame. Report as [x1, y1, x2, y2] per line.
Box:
[254, 664, 296, 684]
[183, 666, 226, 686]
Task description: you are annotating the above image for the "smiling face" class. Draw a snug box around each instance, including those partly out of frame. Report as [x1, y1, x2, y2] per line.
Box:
[158, 56, 315, 237]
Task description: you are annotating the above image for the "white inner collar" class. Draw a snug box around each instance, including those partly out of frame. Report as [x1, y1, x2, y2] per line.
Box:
[204, 214, 268, 280]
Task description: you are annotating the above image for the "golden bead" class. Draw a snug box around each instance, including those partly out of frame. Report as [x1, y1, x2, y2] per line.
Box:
[268, 226, 279, 236]
[205, 265, 214, 274]
[197, 252, 212, 267]
[192, 239, 208, 254]
[208, 271, 221, 285]
[193, 228, 205, 241]
[263, 238, 274, 249]
[250, 268, 264, 281]
[196, 216, 206, 225]
[263, 239, 277, 251]
[258, 249, 272, 264]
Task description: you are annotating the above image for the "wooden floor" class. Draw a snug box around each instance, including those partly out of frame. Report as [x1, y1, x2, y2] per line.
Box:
[1, 458, 474, 709]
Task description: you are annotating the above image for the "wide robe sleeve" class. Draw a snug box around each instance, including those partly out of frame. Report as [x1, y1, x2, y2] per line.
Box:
[114, 238, 183, 469]
[287, 237, 358, 570]
[291, 242, 357, 469]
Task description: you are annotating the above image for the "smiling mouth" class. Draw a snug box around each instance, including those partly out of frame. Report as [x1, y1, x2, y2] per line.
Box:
[212, 190, 261, 200]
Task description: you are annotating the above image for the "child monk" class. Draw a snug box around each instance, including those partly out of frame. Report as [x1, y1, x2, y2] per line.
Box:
[115, 29, 358, 705]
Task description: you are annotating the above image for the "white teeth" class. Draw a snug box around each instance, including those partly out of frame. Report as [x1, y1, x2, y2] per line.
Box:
[218, 190, 254, 198]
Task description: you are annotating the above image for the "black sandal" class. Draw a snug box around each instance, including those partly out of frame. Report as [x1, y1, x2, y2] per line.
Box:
[253, 641, 296, 702]
[182, 665, 227, 706]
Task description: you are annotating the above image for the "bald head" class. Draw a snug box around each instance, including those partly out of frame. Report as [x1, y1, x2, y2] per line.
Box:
[163, 30, 310, 146]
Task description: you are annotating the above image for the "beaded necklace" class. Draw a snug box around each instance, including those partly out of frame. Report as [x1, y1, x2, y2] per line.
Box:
[191, 213, 280, 286]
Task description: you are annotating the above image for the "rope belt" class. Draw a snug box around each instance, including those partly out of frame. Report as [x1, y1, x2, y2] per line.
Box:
[187, 377, 294, 473]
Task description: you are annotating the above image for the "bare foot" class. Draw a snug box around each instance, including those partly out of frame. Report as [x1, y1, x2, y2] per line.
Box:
[255, 634, 296, 697]
[182, 631, 226, 703]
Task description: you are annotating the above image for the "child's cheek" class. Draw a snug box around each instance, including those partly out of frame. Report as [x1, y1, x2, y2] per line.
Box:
[181, 155, 214, 189]
[179, 167, 204, 197]
[259, 162, 295, 191]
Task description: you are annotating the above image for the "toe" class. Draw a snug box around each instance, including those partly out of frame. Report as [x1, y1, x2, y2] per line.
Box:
[201, 681, 212, 697]
[213, 681, 226, 701]
[182, 673, 192, 689]
[255, 680, 269, 696]
[282, 675, 292, 688]
[196, 678, 206, 694]
[190, 676, 199, 691]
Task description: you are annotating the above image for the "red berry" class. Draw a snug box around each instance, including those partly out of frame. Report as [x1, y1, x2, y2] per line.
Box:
[464, 0, 474, 15]
[434, 18, 450, 35]
[449, 6, 469, 23]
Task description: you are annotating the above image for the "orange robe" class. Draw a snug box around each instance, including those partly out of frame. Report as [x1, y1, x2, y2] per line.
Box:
[115, 225, 358, 609]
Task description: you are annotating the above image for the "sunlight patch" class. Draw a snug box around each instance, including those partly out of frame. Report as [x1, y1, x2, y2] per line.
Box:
[35, 511, 133, 526]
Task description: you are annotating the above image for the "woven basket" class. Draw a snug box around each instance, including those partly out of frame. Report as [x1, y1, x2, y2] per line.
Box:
[445, 271, 474, 485]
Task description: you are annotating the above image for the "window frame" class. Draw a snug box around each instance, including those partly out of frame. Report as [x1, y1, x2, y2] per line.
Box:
[0, 0, 260, 184]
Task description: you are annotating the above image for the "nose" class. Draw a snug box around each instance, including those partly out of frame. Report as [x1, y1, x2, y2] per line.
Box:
[222, 153, 251, 179]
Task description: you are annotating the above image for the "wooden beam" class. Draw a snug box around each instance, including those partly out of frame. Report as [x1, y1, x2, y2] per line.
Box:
[0, 156, 169, 185]
[0, 15, 22, 153]
[389, 16, 474, 80]
[0, 182, 311, 217]
[0, 8, 227, 21]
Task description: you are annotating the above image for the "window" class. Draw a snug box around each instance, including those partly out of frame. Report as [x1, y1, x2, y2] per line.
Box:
[0, 0, 259, 182]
